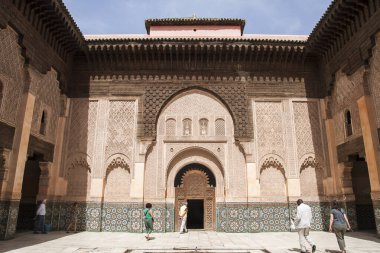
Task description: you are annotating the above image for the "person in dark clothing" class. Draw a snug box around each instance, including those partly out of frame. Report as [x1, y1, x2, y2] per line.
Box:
[329, 200, 351, 253]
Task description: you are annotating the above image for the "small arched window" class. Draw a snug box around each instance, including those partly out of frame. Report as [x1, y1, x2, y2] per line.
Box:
[40, 110, 47, 135]
[345, 110, 353, 137]
[166, 118, 176, 136]
[183, 118, 192, 136]
[199, 118, 208, 136]
[215, 118, 225, 136]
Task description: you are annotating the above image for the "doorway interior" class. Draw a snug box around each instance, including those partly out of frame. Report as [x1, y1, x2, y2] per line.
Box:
[187, 199, 204, 229]
[16, 154, 42, 231]
[351, 155, 376, 231]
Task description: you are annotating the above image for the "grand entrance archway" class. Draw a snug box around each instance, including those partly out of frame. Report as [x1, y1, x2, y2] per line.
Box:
[174, 163, 216, 231]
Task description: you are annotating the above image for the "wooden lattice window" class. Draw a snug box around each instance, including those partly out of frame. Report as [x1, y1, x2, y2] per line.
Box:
[215, 118, 225, 136]
[166, 118, 176, 136]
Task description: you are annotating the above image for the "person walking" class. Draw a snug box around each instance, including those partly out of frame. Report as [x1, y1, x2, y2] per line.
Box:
[143, 203, 154, 240]
[66, 202, 79, 233]
[329, 200, 351, 253]
[294, 199, 316, 253]
[34, 199, 47, 234]
[179, 201, 188, 234]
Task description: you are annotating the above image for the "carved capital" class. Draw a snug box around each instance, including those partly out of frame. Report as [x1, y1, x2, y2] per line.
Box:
[38, 162, 52, 186]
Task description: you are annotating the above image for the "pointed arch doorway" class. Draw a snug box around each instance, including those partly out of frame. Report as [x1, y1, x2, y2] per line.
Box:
[174, 163, 216, 231]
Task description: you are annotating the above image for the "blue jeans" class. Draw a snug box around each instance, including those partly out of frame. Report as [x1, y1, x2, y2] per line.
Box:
[34, 215, 45, 233]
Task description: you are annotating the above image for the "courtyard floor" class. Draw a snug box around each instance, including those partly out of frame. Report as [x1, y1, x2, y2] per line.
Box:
[0, 230, 379, 253]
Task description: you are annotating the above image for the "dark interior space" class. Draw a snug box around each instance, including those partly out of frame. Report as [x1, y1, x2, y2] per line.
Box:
[16, 154, 42, 231]
[351, 156, 376, 231]
[187, 199, 204, 229]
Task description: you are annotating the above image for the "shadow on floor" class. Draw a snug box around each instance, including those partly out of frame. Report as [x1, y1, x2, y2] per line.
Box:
[344, 230, 379, 243]
[0, 231, 73, 253]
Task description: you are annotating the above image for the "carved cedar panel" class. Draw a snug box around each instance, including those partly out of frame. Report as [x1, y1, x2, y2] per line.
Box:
[369, 40, 380, 128]
[67, 100, 98, 160]
[144, 85, 251, 139]
[293, 101, 324, 168]
[30, 70, 60, 143]
[105, 101, 136, 160]
[255, 101, 285, 162]
[331, 69, 364, 115]
[175, 169, 215, 231]
[0, 27, 24, 126]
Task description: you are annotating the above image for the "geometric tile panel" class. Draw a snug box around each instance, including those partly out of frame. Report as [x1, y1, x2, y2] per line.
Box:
[44, 201, 360, 233]
[372, 200, 380, 236]
[0, 200, 19, 240]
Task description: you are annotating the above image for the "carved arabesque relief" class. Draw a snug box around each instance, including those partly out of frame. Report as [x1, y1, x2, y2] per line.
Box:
[0, 27, 24, 126]
[30, 69, 60, 143]
[255, 101, 285, 162]
[67, 99, 98, 160]
[199, 118, 208, 136]
[166, 118, 176, 136]
[293, 101, 325, 171]
[105, 100, 136, 160]
[215, 118, 225, 136]
[145, 86, 248, 138]
[183, 118, 192, 136]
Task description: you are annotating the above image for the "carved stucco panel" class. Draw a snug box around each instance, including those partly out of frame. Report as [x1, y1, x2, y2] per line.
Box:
[165, 143, 225, 168]
[293, 101, 325, 170]
[143, 85, 251, 139]
[0, 27, 24, 126]
[144, 144, 158, 199]
[67, 99, 98, 166]
[255, 101, 285, 163]
[105, 100, 136, 161]
[30, 69, 60, 143]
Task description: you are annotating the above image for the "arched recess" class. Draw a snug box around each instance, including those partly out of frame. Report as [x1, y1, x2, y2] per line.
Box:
[65, 153, 92, 200]
[259, 155, 286, 200]
[103, 154, 131, 202]
[166, 147, 225, 202]
[156, 87, 237, 135]
[299, 154, 325, 198]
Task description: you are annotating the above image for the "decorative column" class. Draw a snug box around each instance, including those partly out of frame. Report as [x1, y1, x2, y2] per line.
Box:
[357, 95, 380, 235]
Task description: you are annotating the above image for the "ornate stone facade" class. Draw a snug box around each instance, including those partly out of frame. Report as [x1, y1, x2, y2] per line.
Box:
[1, 0, 380, 239]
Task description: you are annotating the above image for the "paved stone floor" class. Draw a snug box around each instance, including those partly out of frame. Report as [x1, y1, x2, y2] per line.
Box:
[0, 230, 379, 253]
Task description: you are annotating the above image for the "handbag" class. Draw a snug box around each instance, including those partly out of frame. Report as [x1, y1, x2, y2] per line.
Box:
[290, 219, 296, 231]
